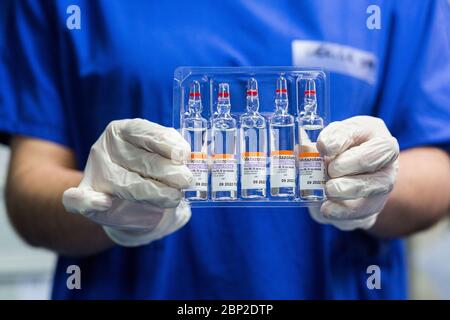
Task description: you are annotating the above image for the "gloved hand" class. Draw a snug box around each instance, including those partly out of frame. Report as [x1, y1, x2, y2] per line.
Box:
[62, 119, 194, 247]
[309, 116, 399, 231]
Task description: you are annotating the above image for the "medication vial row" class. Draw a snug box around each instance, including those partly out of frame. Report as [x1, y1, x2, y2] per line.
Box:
[182, 77, 325, 201]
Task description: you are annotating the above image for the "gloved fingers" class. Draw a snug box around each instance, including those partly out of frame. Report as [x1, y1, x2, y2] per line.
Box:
[157, 200, 192, 237]
[316, 120, 362, 157]
[317, 116, 391, 157]
[325, 162, 397, 200]
[114, 119, 190, 163]
[329, 215, 378, 231]
[145, 201, 191, 242]
[327, 136, 399, 178]
[308, 206, 378, 231]
[103, 226, 165, 247]
[62, 187, 166, 231]
[307, 205, 329, 225]
[103, 200, 192, 247]
[62, 187, 112, 214]
[86, 197, 165, 231]
[107, 137, 193, 189]
[104, 161, 183, 208]
[320, 194, 389, 220]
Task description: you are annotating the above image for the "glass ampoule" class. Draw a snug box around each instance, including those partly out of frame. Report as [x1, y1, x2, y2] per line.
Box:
[182, 80, 209, 200]
[298, 79, 325, 201]
[269, 77, 296, 197]
[211, 83, 238, 200]
[239, 78, 267, 199]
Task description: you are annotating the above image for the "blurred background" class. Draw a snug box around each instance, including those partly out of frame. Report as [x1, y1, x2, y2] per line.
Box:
[0, 0, 54, 300]
[0, 146, 55, 299]
[0, 0, 449, 300]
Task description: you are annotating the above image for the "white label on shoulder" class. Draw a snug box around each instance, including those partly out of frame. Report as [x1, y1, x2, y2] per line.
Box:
[212, 156, 237, 192]
[292, 40, 377, 84]
[241, 153, 267, 190]
[299, 152, 325, 190]
[270, 151, 296, 188]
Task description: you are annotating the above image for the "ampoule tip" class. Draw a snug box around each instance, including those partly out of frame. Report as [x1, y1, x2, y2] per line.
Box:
[218, 83, 230, 98]
[304, 79, 316, 96]
[247, 78, 258, 97]
[276, 77, 288, 96]
[189, 80, 201, 101]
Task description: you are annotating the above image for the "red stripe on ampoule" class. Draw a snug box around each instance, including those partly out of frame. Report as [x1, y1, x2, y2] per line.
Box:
[246, 90, 258, 96]
[218, 92, 229, 97]
[304, 90, 316, 95]
[189, 93, 201, 97]
[275, 89, 287, 93]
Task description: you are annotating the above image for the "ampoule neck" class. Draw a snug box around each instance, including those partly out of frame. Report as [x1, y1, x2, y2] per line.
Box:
[245, 108, 260, 117]
[187, 105, 203, 118]
[302, 103, 320, 122]
[303, 79, 318, 115]
[299, 109, 323, 126]
[188, 110, 204, 119]
[217, 105, 232, 118]
[274, 103, 289, 116]
[246, 100, 260, 113]
[217, 83, 231, 117]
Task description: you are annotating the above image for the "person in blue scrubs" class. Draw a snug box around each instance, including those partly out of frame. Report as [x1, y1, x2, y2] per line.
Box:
[1, 0, 449, 299]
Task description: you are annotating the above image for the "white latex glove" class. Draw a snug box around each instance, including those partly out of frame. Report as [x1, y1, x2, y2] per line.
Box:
[308, 116, 399, 231]
[62, 119, 194, 247]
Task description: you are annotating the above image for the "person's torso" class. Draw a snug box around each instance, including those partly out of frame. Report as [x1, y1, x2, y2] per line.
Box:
[51, 0, 406, 299]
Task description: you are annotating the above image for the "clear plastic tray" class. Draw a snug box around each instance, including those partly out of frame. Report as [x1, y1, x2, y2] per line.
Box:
[173, 66, 329, 208]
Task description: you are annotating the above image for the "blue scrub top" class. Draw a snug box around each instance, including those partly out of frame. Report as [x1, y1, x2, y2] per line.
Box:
[1, 0, 449, 299]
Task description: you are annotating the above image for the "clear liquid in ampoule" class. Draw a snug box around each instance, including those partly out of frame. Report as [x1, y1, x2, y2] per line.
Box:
[240, 78, 267, 199]
[211, 83, 238, 200]
[298, 79, 326, 201]
[269, 77, 296, 198]
[183, 80, 208, 200]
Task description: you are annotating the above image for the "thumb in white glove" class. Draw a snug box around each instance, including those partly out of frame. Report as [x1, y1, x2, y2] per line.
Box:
[309, 116, 399, 231]
[62, 119, 194, 247]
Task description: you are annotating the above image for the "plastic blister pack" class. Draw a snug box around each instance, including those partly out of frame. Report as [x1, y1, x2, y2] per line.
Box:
[173, 67, 329, 207]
